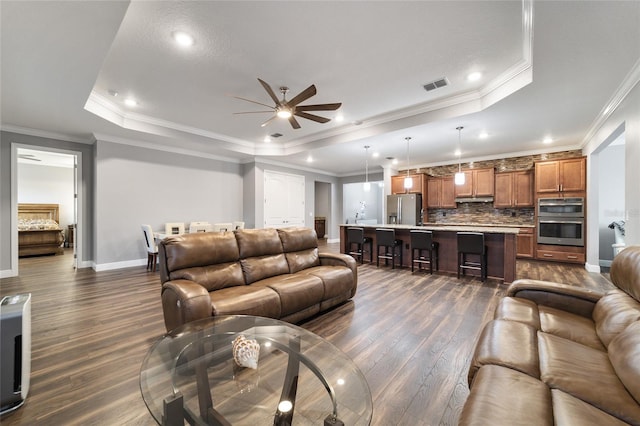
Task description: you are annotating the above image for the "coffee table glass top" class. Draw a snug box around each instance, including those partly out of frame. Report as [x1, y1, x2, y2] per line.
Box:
[140, 315, 372, 425]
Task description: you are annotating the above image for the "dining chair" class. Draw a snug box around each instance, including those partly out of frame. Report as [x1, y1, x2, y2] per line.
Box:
[164, 222, 185, 235]
[189, 221, 212, 233]
[212, 222, 233, 232]
[141, 224, 158, 272]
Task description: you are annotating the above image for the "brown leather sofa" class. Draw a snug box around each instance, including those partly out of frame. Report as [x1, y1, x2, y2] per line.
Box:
[460, 245, 640, 425]
[158, 227, 357, 331]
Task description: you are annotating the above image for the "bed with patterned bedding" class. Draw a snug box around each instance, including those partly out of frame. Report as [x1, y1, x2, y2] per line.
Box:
[18, 203, 64, 257]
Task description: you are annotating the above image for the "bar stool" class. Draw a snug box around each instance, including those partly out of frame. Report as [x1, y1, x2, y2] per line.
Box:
[376, 228, 403, 269]
[457, 232, 488, 282]
[410, 230, 439, 274]
[346, 227, 372, 264]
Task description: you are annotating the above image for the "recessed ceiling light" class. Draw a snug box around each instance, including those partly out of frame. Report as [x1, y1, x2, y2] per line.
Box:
[392, 159, 398, 165]
[263, 136, 271, 143]
[172, 31, 194, 47]
[467, 72, 482, 82]
[335, 114, 344, 122]
[479, 131, 489, 139]
[454, 149, 462, 156]
[124, 98, 137, 107]
[372, 152, 380, 158]
[543, 137, 553, 144]
[306, 155, 313, 163]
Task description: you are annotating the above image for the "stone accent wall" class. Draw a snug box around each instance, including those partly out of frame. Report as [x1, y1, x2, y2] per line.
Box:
[408, 149, 583, 177]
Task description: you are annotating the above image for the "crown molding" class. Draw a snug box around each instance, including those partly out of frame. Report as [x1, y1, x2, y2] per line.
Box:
[0, 124, 91, 144]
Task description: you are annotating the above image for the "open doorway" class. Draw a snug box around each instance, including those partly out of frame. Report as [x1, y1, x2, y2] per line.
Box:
[12, 145, 81, 275]
[596, 132, 626, 270]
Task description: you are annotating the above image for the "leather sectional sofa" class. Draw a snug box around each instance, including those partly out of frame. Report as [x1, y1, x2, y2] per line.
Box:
[158, 227, 357, 331]
[460, 245, 640, 425]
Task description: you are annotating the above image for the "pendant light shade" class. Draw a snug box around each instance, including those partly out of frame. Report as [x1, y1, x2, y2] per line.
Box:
[454, 126, 465, 186]
[404, 137, 412, 189]
[363, 145, 371, 192]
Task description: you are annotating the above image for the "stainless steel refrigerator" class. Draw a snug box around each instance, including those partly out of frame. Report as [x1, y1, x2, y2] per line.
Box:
[386, 194, 422, 225]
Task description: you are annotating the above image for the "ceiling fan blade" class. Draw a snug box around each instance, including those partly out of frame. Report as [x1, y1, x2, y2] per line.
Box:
[295, 103, 342, 112]
[233, 111, 274, 114]
[260, 115, 277, 127]
[257, 78, 280, 105]
[287, 84, 317, 107]
[288, 115, 301, 129]
[229, 95, 275, 110]
[294, 111, 330, 123]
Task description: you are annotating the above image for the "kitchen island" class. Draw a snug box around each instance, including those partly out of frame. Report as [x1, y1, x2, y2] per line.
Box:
[339, 224, 519, 283]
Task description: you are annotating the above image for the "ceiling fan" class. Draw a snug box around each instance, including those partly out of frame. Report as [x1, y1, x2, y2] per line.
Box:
[232, 78, 342, 129]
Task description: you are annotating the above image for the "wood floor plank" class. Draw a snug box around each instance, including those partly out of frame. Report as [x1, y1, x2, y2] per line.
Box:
[0, 246, 615, 425]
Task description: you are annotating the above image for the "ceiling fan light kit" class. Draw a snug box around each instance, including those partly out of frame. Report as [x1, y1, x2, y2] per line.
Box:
[233, 78, 341, 129]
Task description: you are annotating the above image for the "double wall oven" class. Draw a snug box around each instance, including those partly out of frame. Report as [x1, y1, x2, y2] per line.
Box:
[537, 197, 584, 247]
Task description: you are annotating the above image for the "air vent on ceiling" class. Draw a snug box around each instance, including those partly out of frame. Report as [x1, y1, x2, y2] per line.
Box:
[270, 133, 283, 138]
[423, 77, 449, 92]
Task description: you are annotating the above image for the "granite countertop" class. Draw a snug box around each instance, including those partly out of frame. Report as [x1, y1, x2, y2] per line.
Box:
[422, 222, 535, 229]
[340, 223, 520, 234]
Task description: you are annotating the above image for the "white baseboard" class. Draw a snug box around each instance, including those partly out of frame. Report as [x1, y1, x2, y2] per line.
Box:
[0, 268, 17, 278]
[94, 258, 147, 272]
[327, 238, 340, 243]
[585, 262, 601, 273]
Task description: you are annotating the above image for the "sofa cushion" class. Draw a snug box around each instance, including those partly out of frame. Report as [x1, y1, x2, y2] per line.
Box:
[209, 285, 281, 318]
[163, 232, 239, 271]
[258, 273, 324, 316]
[468, 320, 540, 383]
[278, 228, 321, 272]
[240, 254, 289, 285]
[459, 365, 553, 426]
[170, 262, 244, 291]
[538, 332, 640, 424]
[538, 305, 605, 351]
[304, 265, 355, 301]
[608, 321, 640, 406]
[235, 228, 283, 258]
[551, 389, 630, 426]
[494, 297, 541, 329]
[593, 289, 640, 347]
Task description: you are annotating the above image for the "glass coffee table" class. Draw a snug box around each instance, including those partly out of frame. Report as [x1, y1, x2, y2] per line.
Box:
[140, 316, 372, 425]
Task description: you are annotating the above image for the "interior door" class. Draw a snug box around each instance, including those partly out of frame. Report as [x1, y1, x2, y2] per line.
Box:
[264, 171, 305, 228]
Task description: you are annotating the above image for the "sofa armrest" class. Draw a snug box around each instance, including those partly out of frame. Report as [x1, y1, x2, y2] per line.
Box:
[319, 252, 358, 296]
[506, 279, 604, 318]
[161, 279, 211, 331]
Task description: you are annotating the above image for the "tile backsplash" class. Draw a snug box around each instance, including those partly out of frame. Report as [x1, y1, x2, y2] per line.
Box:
[427, 205, 535, 226]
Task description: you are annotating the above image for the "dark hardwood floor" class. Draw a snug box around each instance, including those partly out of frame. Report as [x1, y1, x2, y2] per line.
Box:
[0, 245, 614, 425]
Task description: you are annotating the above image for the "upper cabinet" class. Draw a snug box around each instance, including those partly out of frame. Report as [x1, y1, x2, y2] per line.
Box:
[535, 157, 586, 194]
[427, 176, 456, 208]
[494, 171, 534, 208]
[391, 173, 426, 195]
[454, 168, 495, 198]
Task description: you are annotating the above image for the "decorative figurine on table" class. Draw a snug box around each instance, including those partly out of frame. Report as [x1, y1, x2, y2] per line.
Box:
[232, 335, 260, 369]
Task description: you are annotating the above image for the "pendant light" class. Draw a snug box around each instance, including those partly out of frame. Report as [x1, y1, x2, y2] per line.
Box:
[403, 137, 413, 189]
[454, 126, 466, 186]
[363, 145, 371, 192]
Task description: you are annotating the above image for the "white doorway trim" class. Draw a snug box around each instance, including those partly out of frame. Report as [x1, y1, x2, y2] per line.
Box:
[10, 143, 83, 277]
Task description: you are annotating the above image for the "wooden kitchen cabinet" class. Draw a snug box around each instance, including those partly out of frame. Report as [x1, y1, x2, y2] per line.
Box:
[516, 227, 535, 258]
[391, 173, 425, 195]
[427, 176, 456, 208]
[494, 171, 534, 208]
[535, 157, 586, 194]
[454, 168, 495, 198]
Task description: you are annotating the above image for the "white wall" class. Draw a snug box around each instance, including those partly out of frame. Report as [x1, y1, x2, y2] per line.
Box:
[94, 140, 243, 268]
[597, 144, 625, 263]
[584, 76, 640, 269]
[342, 181, 384, 224]
[18, 162, 75, 230]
